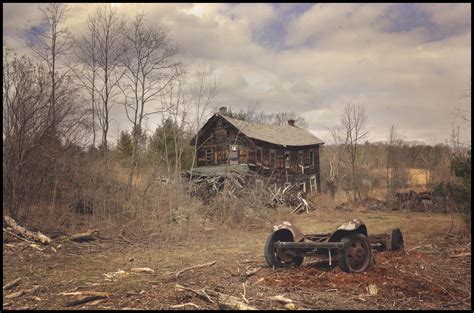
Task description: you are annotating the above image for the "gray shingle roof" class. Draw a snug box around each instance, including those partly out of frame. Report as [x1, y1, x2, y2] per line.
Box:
[218, 114, 324, 146]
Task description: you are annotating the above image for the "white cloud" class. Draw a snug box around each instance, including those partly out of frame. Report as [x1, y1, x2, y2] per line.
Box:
[3, 3, 471, 144]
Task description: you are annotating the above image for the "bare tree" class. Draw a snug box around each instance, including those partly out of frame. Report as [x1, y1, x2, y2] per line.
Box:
[120, 12, 182, 187]
[341, 102, 368, 202]
[24, 3, 73, 136]
[88, 4, 127, 157]
[3, 48, 84, 219]
[70, 18, 100, 147]
[325, 125, 349, 198]
[385, 124, 408, 202]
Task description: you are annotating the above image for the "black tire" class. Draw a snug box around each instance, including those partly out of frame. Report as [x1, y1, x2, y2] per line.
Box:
[390, 229, 404, 251]
[338, 233, 372, 273]
[264, 231, 304, 269]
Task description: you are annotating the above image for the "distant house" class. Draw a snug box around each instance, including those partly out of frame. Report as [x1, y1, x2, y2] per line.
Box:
[190, 107, 325, 193]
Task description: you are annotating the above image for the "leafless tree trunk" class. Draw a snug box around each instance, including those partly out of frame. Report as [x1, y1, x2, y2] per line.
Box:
[120, 12, 181, 187]
[341, 102, 368, 202]
[325, 125, 349, 198]
[70, 19, 100, 148]
[24, 3, 72, 137]
[88, 4, 126, 160]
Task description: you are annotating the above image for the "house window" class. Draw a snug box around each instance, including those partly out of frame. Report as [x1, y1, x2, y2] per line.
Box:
[298, 150, 304, 166]
[229, 144, 239, 164]
[310, 175, 317, 193]
[309, 149, 315, 166]
[270, 150, 276, 167]
[285, 151, 291, 169]
[256, 148, 262, 165]
[206, 149, 213, 165]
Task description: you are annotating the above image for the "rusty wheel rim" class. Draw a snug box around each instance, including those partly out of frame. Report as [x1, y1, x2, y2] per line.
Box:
[347, 239, 369, 270]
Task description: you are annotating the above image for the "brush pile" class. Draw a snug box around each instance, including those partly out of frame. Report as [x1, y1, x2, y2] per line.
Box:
[184, 165, 314, 213]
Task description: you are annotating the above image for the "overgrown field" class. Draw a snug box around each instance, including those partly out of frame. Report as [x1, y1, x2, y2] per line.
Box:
[3, 209, 471, 310]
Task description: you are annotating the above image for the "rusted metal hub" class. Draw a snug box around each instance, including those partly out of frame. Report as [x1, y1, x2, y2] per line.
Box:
[347, 238, 370, 269]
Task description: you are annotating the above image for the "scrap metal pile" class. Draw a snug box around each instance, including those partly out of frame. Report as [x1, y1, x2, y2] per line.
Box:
[184, 165, 314, 213]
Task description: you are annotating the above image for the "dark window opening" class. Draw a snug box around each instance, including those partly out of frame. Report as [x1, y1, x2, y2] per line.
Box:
[309, 150, 315, 166]
[285, 151, 291, 169]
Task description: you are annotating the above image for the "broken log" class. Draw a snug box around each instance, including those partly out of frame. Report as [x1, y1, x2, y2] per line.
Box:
[70, 230, 99, 242]
[175, 261, 216, 278]
[65, 295, 108, 307]
[3, 216, 51, 244]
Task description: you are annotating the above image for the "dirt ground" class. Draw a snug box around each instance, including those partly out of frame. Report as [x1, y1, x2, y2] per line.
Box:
[3, 210, 471, 310]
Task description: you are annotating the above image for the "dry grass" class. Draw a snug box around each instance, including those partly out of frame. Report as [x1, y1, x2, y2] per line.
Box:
[3, 208, 471, 310]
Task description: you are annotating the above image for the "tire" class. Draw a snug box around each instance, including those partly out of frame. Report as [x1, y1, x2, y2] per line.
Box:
[390, 229, 404, 251]
[338, 233, 372, 273]
[264, 231, 304, 269]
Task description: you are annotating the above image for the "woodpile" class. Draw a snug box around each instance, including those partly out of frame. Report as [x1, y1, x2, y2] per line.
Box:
[184, 168, 314, 214]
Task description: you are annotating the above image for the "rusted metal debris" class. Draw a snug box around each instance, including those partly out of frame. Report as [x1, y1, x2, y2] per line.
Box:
[264, 220, 404, 273]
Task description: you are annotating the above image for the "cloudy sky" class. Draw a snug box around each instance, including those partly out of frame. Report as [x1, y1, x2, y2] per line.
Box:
[3, 3, 471, 144]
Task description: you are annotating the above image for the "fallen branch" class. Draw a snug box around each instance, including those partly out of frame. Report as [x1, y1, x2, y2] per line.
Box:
[4, 216, 51, 244]
[65, 295, 108, 307]
[205, 289, 257, 310]
[175, 261, 216, 278]
[175, 284, 215, 303]
[245, 267, 261, 277]
[267, 295, 294, 304]
[170, 303, 200, 309]
[3, 278, 21, 291]
[70, 230, 99, 242]
[130, 267, 155, 274]
[60, 291, 111, 297]
[5, 290, 25, 299]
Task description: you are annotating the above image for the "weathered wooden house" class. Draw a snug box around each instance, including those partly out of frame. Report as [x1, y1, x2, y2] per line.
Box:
[191, 107, 325, 193]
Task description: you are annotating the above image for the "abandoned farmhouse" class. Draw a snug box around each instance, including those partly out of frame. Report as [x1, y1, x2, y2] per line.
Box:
[191, 107, 325, 193]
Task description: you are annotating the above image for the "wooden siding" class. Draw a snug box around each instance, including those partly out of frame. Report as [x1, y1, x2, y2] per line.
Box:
[195, 116, 322, 193]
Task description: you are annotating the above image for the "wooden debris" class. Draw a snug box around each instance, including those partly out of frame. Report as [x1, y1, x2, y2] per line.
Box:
[205, 289, 257, 310]
[175, 261, 216, 278]
[284, 303, 297, 310]
[367, 284, 378, 296]
[70, 230, 99, 242]
[245, 267, 261, 277]
[267, 295, 294, 304]
[4, 216, 51, 244]
[60, 291, 111, 297]
[65, 295, 108, 307]
[449, 252, 471, 258]
[130, 267, 155, 274]
[5, 290, 25, 299]
[3, 278, 21, 291]
[170, 303, 200, 309]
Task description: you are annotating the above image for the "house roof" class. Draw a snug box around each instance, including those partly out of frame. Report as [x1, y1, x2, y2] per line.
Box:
[218, 113, 324, 147]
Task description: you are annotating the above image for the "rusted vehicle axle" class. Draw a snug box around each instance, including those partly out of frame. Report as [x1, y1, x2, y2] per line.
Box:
[264, 219, 404, 273]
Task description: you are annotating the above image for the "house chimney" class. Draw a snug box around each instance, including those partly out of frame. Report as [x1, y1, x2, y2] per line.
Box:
[219, 106, 227, 115]
[288, 119, 295, 127]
